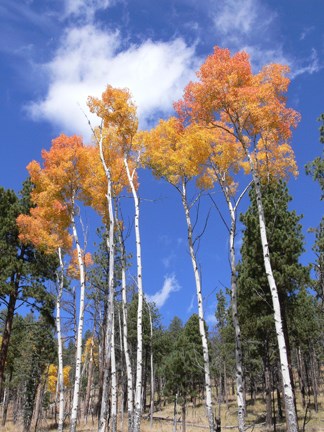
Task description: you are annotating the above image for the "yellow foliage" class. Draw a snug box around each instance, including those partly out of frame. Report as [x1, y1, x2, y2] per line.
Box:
[47, 364, 58, 393]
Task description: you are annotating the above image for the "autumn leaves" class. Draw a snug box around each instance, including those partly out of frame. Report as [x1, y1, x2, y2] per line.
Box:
[16, 46, 300, 432]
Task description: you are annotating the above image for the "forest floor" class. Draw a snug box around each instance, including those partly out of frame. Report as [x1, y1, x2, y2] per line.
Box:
[2, 393, 324, 431]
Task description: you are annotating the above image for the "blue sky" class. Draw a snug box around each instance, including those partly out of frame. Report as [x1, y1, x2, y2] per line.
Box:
[0, 0, 323, 327]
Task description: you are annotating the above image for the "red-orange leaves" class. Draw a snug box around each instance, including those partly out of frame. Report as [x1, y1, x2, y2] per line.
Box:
[175, 46, 300, 182]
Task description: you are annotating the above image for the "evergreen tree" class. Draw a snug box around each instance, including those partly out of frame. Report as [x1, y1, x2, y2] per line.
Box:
[306, 113, 324, 306]
[237, 180, 309, 424]
[0, 180, 57, 395]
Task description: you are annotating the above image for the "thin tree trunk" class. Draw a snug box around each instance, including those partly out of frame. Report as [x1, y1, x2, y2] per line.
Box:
[111, 307, 117, 432]
[210, 176, 250, 432]
[310, 348, 319, 412]
[98, 133, 115, 432]
[244, 146, 298, 432]
[117, 308, 125, 432]
[264, 351, 272, 427]
[56, 247, 65, 432]
[182, 399, 186, 432]
[296, 347, 306, 408]
[173, 393, 178, 432]
[84, 332, 95, 421]
[1, 368, 13, 427]
[0, 277, 19, 396]
[116, 203, 134, 431]
[70, 208, 87, 432]
[124, 156, 144, 432]
[180, 180, 215, 432]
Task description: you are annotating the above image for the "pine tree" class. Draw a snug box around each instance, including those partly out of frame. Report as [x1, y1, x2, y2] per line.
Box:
[237, 180, 309, 424]
[0, 180, 57, 396]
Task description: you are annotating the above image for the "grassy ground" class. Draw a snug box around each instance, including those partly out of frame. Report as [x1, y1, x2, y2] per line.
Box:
[2, 393, 324, 431]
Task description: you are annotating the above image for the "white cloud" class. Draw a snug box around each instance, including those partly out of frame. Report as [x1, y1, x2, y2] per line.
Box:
[26, 24, 199, 140]
[214, 0, 259, 37]
[205, 313, 217, 326]
[63, 0, 112, 21]
[290, 48, 322, 79]
[146, 275, 180, 308]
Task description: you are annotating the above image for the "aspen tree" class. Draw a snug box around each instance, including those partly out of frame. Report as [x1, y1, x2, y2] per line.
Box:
[143, 118, 215, 432]
[175, 47, 300, 431]
[88, 86, 142, 432]
[17, 134, 92, 432]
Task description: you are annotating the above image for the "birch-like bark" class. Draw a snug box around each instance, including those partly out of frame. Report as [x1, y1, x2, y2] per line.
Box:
[117, 308, 125, 432]
[124, 156, 143, 432]
[111, 307, 117, 432]
[212, 178, 250, 432]
[56, 247, 65, 432]
[116, 214, 134, 431]
[180, 180, 215, 432]
[244, 148, 298, 432]
[84, 332, 95, 420]
[70, 207, 86, 432]
[98, 133, 115, 432]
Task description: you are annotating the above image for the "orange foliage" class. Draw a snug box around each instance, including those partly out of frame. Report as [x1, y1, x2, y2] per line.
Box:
[87, 85, 138, 153]
[175, 46, 300, 182]
[67, 249, 93, 280]
[143, 117, 211, 186]
[17, 134, 101, 253]
[143, 116, 244, 195]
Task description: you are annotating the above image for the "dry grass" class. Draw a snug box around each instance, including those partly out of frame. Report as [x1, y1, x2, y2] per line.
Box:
[2, 393, 324, 431]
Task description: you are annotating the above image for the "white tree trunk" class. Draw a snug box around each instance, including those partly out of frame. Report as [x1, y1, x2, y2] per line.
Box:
[214, 177, 250, 432]
[98, 134, 116, 432]
[228, 202, 245, 432]
[124, 157, 143, 432]
[111, 307, 117, 432]
[246, 150, 298, 432]
[70, 210, 86, 432]
[117, 217, 134, 431]
[180, 180, 215, 432]
[56, 247, 65, 432]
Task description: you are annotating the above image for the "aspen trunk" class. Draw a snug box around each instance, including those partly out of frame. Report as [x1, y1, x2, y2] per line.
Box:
[70, 210, 86, 432]
[211, 169, 250, 432]
[98, 135, 115, 432]
[246, 149, 298, 431]
[181, 180, 215, 432]
[56, 248, 65, 432]
[124, 157, 143, 432]
[117, 309, 125, 432]
[117, 220, 134, 432]
[84, 333, 94, 420]
[227, 196, 247, 431]
[111, 308, 117, 432]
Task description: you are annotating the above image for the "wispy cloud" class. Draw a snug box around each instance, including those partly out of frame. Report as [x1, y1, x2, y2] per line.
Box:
[146, 274, 181, 308]
[187, 295, 195, 313]
[290, 48, 322, 79]
[26, 24, 198, 139]
[213, 0, 276, 46]
[63, 0, 113, 22]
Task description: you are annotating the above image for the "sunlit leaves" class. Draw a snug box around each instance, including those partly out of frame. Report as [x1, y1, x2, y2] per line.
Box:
[175, 46, 300, 183]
